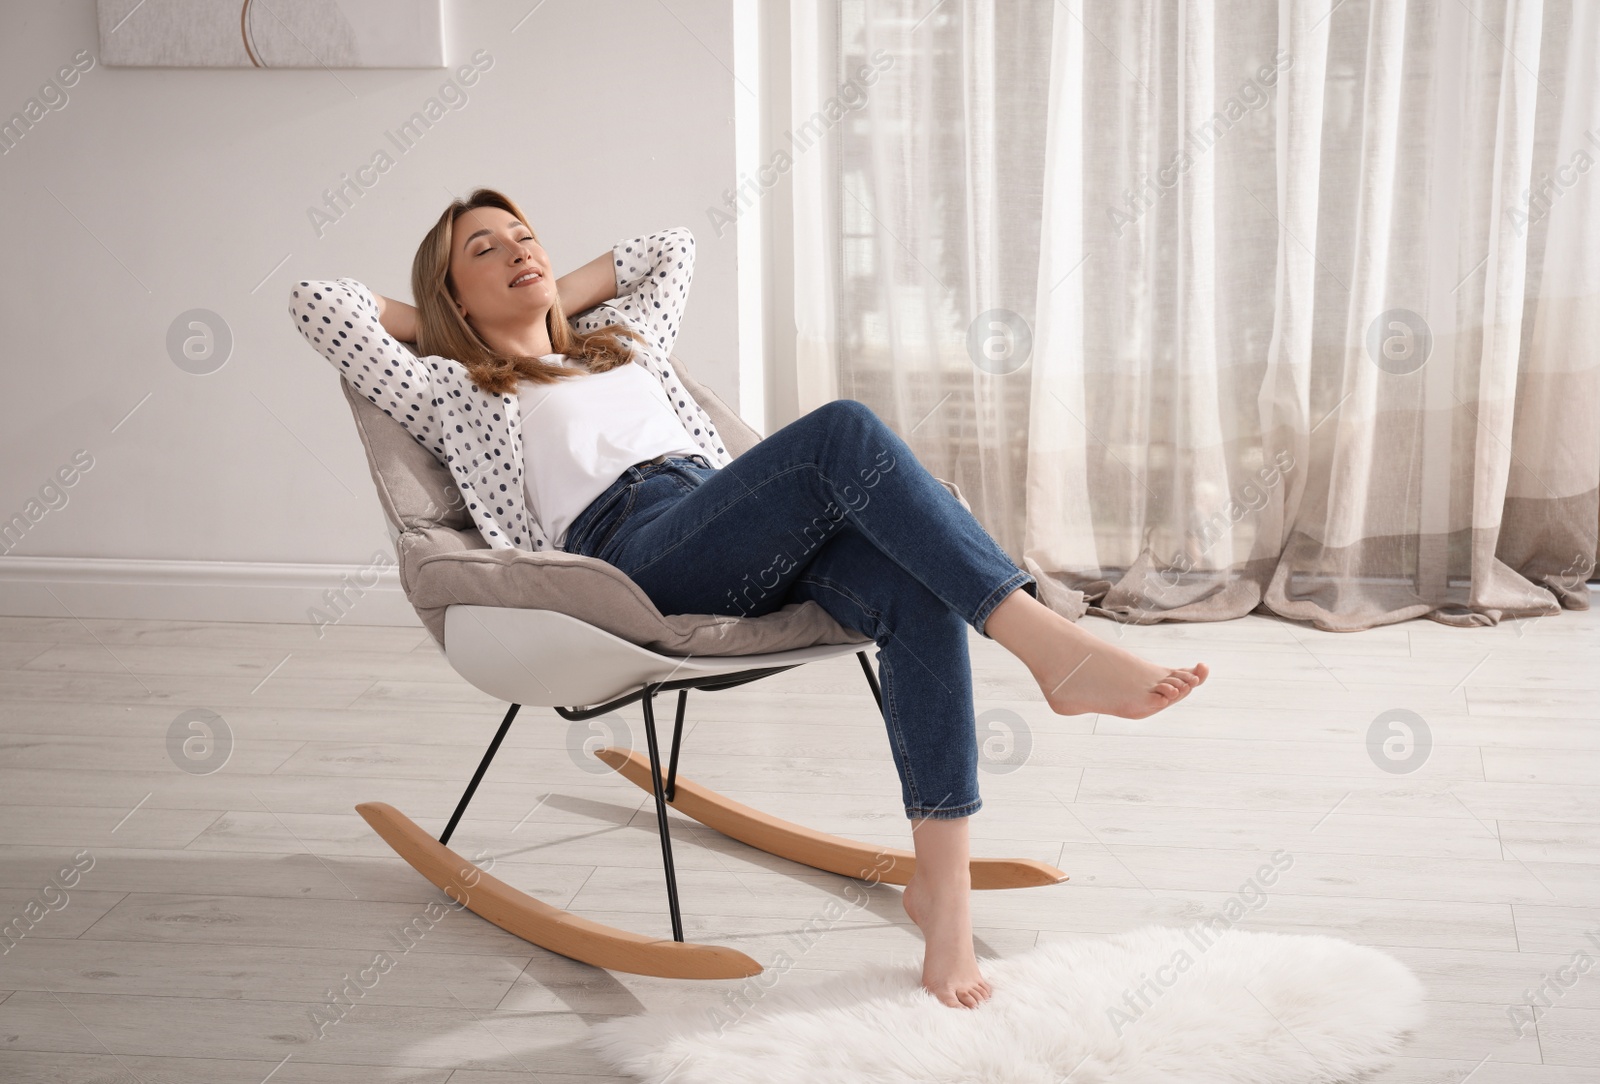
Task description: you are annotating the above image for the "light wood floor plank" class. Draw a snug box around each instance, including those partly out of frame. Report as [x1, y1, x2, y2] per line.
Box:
[1077, 767, 1600, 823]
[0, 989, 613, 1075]
[0, 1051, 461, 1084]
[1484, 748, 1600, 785]
[77, 891, 577, 957]
[0, 936, 533, 1009]
[1540, 1006, 1600, 1067]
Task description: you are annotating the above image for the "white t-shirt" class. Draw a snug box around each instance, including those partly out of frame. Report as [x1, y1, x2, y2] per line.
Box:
[518, 353, 702, 550]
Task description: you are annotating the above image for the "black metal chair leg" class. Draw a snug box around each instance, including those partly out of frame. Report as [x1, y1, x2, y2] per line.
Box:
[440, 702, 521, 846]
[440, 661, 875, 941]
[664, 688, 688, 802]
[639, 683, 686, 942]
[856, 650, 884, 716]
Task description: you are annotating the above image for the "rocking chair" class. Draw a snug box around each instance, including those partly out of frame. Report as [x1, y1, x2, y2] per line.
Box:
[337, 353, 1068, 980]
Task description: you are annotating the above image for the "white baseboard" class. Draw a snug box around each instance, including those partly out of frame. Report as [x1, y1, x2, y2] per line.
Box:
[0, 555, 420, 628]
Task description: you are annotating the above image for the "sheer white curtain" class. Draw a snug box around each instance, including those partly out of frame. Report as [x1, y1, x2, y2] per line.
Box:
[790, 0, 1599, 631]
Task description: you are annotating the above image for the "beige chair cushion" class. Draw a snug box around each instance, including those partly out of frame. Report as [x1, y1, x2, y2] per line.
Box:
[341, 353, 972, 654]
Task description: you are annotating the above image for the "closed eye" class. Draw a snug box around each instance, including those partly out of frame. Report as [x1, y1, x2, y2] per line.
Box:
[475, 234, 535, 257]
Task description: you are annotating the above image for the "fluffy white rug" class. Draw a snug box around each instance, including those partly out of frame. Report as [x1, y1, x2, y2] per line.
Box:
[584, 925, 1425, 1083]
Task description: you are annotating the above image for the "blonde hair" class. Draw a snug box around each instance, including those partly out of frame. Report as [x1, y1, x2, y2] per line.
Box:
[409, 187, 645, 396]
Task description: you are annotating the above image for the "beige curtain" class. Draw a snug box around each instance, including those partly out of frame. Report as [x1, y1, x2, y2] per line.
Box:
[791, 0, 1598, 631]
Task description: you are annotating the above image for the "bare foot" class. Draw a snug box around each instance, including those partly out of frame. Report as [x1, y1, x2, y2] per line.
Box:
[901, 870, 992, 1009]
[1039, 642, 1210, 719]
[984, 589, 1209, 719]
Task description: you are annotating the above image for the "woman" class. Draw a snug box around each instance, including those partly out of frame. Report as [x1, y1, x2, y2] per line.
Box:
[288, 188, 1208, 1010]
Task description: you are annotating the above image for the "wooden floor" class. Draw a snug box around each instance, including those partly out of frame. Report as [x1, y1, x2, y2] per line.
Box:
[0, 600, 1597, 1082]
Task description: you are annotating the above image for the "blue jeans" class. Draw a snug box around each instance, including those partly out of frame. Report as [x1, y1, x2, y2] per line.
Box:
[561, 399, 1039, 820]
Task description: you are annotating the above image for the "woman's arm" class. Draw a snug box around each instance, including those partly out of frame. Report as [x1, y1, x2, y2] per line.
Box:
[372, 291, 419, 344]
[287, 278, 447, 462]
[556, 251, 619, 316]
[568, 228, 728, 464]
[605, 226, 696, 356]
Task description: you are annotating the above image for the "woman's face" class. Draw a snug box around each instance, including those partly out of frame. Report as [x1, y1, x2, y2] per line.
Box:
[447, 206, 554, 328]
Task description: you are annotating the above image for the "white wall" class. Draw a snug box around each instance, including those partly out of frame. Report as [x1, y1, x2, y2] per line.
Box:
[0, 1, 748, 624]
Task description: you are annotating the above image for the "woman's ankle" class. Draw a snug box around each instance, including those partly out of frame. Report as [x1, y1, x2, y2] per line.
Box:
[909, 866, 971, 888]
[986, 589, 1081, 679]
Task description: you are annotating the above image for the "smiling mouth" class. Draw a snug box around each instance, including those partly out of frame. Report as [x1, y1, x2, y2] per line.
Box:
[509, 270, 544, 288]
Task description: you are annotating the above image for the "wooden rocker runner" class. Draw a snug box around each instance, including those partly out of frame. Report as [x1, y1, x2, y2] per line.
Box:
[336, 355, 1069, 980]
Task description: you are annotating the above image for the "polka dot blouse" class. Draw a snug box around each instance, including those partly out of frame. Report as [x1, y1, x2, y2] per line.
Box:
[287, 226, 731, 553]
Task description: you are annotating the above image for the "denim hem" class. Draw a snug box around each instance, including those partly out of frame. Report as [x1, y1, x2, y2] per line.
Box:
[972, 569, 1037, 639]
[905, 796, 982, 820]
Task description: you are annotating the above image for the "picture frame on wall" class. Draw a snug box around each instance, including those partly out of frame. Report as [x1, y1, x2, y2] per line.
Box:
[96, 0, 446, 69]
